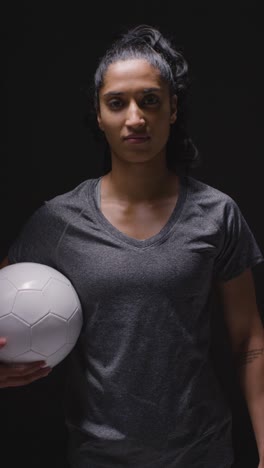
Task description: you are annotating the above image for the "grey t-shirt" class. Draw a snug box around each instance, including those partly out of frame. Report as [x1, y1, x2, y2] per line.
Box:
[8, 174, 264, 467]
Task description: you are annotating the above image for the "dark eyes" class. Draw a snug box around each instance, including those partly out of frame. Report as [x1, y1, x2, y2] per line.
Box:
[108, 100, 123, 110]
[142, 95, 160, 106]
[108, 94, 160, 110]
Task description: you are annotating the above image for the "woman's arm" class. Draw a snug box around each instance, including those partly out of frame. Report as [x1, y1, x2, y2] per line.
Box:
[0, 257, 9, 268]
[217, 268, 264, 466]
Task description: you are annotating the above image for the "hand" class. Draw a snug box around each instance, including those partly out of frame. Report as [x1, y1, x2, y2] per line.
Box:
[0, 337, 52, 388]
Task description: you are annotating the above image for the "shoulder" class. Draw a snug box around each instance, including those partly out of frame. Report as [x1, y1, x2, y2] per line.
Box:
[185, 175, 240, 221]
[7, 178, 100, 265]
[21, 177, 99, 228]
[186, 175, 233, 202]
[44, 177, 99, 217]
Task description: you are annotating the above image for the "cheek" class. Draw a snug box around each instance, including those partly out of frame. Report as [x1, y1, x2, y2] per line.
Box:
[153, 112, 171, 137]
[104, 119, 119, 133]
[100, 110, 121, 131]
[102, 120, 122, 144]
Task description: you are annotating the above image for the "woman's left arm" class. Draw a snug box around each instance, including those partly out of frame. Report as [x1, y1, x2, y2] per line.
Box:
[217, 268, 264, 467]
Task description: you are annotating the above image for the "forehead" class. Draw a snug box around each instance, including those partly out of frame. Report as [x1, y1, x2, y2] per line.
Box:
[101, 59, 165, 93]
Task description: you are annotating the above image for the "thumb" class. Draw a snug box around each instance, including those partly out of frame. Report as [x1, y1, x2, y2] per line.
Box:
[0, 337, 7, 348]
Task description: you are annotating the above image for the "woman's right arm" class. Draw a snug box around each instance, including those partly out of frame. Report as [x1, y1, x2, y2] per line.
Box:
[0, 256, 52, 388]
[0, 256, 9, 268]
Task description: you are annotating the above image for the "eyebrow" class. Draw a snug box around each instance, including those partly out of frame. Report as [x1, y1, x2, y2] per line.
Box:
[103, 87, 162, 98]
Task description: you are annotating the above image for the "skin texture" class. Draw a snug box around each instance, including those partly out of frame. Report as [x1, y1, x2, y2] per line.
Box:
[97, 58, 178, 205]
[1, 59, 264, 467]
[216, 269, 264, 466]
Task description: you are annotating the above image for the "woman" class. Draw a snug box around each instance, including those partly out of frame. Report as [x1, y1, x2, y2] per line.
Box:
[1, 24, 264, 468]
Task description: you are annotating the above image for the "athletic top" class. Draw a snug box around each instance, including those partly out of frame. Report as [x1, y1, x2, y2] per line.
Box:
[8, 174, 264, 467]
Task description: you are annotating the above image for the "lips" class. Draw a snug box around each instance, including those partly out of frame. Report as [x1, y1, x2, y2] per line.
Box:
[124, 137, 150, 145]
[124, 134, 149, 140]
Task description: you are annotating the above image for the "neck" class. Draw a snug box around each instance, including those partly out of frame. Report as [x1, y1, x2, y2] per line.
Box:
[102, 156, 179, 204]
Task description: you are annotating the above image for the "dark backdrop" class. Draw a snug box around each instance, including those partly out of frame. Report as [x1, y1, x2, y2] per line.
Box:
[2, 2, 264, 467]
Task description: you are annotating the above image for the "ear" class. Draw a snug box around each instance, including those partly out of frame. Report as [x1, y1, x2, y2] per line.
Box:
[170, 94, 178, 124]
[97, 113, 104, 131]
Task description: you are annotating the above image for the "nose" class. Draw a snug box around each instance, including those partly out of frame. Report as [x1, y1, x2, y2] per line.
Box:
[125, 101, 146, 128]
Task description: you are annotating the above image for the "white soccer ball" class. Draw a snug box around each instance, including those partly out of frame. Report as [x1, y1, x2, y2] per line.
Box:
[0, 262, 83, 367]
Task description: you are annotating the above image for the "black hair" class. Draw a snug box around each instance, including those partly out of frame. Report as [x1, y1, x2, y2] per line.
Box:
[82, 24, 201, 176]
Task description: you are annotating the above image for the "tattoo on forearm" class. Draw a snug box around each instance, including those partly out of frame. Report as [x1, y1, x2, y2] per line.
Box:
[235, 347, 264, 367]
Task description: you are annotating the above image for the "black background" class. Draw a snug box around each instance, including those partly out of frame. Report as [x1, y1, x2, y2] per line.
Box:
[2, 2, 264, 467]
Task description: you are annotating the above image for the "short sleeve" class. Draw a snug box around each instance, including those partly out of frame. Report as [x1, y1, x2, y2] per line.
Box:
[213, 197, 264, 281]
[8, 201, 64, 268]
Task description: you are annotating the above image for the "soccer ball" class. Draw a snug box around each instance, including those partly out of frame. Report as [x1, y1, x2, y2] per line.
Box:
[0, 262, 83, 367]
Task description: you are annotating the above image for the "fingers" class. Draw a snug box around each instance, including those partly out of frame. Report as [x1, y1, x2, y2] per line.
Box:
[0, 367, 52, 388]
[0, 362, 52, 388]
[0, 337, 7, 349]
[0, 338, 52, 388]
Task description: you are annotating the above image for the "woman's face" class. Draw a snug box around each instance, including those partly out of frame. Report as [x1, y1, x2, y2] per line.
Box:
[97, 58, 177, 165]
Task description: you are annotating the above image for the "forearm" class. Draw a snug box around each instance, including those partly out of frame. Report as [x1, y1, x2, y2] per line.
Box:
[234, 339, 264, 461]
